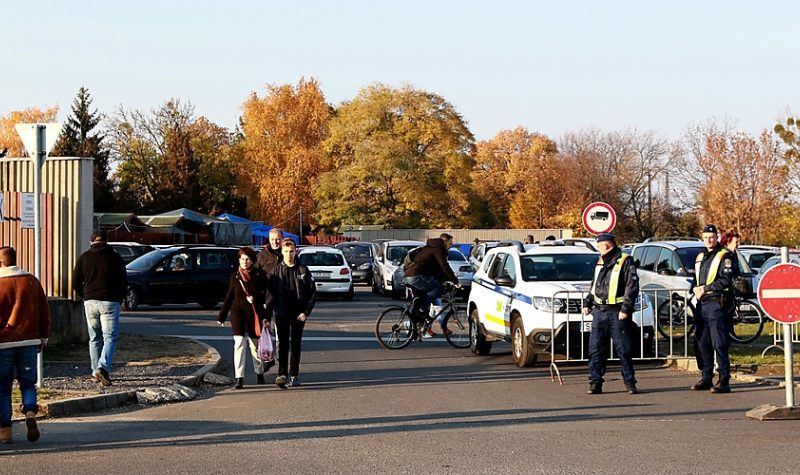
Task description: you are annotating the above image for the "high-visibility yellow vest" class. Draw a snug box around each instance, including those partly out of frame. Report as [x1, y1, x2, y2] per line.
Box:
[695, 249, 728, 286]
[592, 254, 628, 305]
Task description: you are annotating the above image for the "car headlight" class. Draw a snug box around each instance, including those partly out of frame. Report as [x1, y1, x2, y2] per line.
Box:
[358, 262, 372, 270]
[532, 297, 566, 312]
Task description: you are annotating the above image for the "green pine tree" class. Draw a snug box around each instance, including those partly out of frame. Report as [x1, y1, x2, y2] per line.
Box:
[52, 87, 115, 211]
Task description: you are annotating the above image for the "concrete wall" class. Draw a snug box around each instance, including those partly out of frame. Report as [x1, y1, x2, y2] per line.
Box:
[47, 298, 88, 344]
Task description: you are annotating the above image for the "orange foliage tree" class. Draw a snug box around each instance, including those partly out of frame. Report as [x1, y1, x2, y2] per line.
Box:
[0, 106, 59, 157]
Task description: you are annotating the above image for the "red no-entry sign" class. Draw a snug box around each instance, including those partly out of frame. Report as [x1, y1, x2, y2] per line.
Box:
[757, 263, 800, 324]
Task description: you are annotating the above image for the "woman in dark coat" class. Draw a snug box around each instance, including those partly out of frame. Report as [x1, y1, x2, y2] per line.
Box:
[218, 247, 271, 389]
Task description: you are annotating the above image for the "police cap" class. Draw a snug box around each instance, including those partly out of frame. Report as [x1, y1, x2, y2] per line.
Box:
[596, 232, 615, 243]
[702, 224, 718, 234]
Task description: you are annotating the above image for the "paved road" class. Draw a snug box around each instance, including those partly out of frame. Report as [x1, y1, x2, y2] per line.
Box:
[3, 288, 799, 474]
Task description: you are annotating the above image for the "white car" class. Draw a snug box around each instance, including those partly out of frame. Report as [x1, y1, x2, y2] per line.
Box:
[374, 240, 424, 297]
[297, 246, 354, 300]
[467, 245, 655, 368]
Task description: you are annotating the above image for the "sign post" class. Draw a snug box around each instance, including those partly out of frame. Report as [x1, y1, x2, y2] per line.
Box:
[747, 247, 800, 420]
[581, 202, 616, 236]
[14, 123, 61, 389]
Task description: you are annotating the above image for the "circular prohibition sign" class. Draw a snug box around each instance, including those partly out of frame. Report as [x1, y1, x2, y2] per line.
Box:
[581, 202, 617, 235]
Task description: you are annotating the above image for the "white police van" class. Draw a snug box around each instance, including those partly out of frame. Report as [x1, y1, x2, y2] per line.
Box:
[467, 244, 655, 367]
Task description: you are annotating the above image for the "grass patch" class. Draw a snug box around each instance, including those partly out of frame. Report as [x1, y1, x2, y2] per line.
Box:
[44, 333, 209, 366]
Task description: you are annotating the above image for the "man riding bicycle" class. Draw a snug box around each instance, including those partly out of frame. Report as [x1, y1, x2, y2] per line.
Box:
[403, 233, 460, 337]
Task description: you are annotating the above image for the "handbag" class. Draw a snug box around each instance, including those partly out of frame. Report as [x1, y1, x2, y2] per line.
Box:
[257, 320, 274, 362]
[237, 273, 262, 337]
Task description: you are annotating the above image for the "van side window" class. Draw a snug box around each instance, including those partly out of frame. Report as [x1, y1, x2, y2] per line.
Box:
[488, 254, 507, 279]
[632, 246, 645, 267]
[655, 248, 672, 273]
[639, 246, 659, 272]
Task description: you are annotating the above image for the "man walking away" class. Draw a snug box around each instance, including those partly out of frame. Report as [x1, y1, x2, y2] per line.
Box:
[0, 246, 50, 443]
[73, 230, 127, 386]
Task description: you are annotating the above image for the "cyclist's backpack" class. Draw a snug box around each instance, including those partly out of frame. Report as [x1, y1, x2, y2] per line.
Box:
[403, 246, 422, 271]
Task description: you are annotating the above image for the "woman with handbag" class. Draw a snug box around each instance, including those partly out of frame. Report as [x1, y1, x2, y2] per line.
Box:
[218, 247, 272, 389]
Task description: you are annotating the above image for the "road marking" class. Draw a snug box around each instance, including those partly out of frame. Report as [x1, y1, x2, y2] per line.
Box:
[761, 289, 800, 298]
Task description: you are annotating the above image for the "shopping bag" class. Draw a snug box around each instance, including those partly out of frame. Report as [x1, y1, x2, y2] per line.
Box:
[257, 321, 274, 362]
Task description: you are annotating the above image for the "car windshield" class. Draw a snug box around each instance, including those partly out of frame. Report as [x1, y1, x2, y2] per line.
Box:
[298, 252, 344, 267]
[520, 254, 598, 281]
[338, 244, 371, 259]
[448, 249, 466, 261]
[127, 249, 173, 271]
[387, 245, 418, 263]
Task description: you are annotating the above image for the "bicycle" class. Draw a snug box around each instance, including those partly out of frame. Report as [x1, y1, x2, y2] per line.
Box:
[375, 281, 470, 349]
[656, 293, 765, 344]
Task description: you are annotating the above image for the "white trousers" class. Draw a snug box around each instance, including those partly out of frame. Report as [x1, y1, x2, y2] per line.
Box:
[232, 335, 264, 378]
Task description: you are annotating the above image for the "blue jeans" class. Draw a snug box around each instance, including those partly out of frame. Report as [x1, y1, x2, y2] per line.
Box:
[403, 275, 443, 322]
[587, 306, 637, 385]
[0, 345, 39, 427]
[84, 300, 121, 373]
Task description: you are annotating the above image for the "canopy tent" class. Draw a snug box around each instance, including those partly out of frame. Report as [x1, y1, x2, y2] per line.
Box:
[216, 213, 300, 245]
[140, 208, 252, 245]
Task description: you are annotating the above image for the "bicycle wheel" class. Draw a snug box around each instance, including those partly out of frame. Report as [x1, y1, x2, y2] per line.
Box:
[657, 298, 694, 341]
[442, 305, 470, 349]
[729, 299, 765, 345]
[375, 307, 415, 349]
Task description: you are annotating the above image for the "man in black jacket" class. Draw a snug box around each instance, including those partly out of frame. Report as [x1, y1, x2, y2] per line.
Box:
[72, 230, 127, 386]
[582, 233, 640, 395]
[403, 234, 459, 333]
[256, 228, 284, 274]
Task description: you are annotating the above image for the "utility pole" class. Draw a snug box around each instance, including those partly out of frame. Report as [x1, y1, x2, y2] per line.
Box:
[298, 207, 303, 244]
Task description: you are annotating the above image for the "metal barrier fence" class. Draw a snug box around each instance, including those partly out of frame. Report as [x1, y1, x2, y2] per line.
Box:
[762, 321, 800, 357]
[548, 287, 696, 384]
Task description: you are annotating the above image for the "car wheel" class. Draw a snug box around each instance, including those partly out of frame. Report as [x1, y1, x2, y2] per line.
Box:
[343, 285, 354, 301]
[124, 286, 141, 311]
[469, 308, 492, 355]
[198, 301, 219, 309]
[371, 275, 380, 294]
[511, 316, 537, 368]
[380, 277, 391, 297]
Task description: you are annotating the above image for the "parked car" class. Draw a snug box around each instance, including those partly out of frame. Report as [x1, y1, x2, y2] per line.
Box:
[631, 240, 755, 312]
[560, 238, 598, 252]
[753, 252, 800, 290]
[467, 245, 655, 367]
[737, 245, 779, 273]
[124, 246, 239, 310]
[391, 247, 475, 300]
[335, 241, 376, 285]
[298, 246, 354, 300]
[469, 240, 525, 270]
[109, 242, 155, 264]
[372, 240, 424, 297]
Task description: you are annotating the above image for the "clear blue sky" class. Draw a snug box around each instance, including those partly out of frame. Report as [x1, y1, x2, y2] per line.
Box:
[3, 0, 798, 141]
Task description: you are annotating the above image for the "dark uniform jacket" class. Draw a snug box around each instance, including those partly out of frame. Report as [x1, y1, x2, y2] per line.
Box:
[692, 244, 737, 303]
[266, 262, 316, 319]
[583, 247, 639, 315]
[404, 238, 458, 284]
[73, 243, 127, 302]
[255, 247, 283, 274]
[218, 268, 269, 337]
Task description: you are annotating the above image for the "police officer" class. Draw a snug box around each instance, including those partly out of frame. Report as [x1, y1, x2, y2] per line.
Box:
[691, 224, 737, 394]
[582, 233, 640, 395]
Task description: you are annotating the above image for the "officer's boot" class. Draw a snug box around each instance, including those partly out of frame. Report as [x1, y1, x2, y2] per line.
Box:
[691, 379, 713, 391]
[0, 427, 11, 444]
[710, 377, 731, 394]
[587, 382, 603, 394]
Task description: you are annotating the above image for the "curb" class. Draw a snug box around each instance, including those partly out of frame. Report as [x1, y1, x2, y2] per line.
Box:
[665, 357, 800, 388]
[41, 337, 221, 419]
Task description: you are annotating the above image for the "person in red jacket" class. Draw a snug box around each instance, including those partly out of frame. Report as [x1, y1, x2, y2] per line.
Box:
[0, 246, 50, 444]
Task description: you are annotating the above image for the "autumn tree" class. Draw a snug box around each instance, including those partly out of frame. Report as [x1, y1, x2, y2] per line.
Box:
[108, 99, 241, 214]
[557, 128, 677, 241]
[237, 78, 331, 232]
[680, 122, 787, 243]
[472, 127, 559, 228]
[0, 106, 59, 157]
[774, 115, 800, 197]
[315, 83, 479, 229]
[51, 87, 116, 211]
